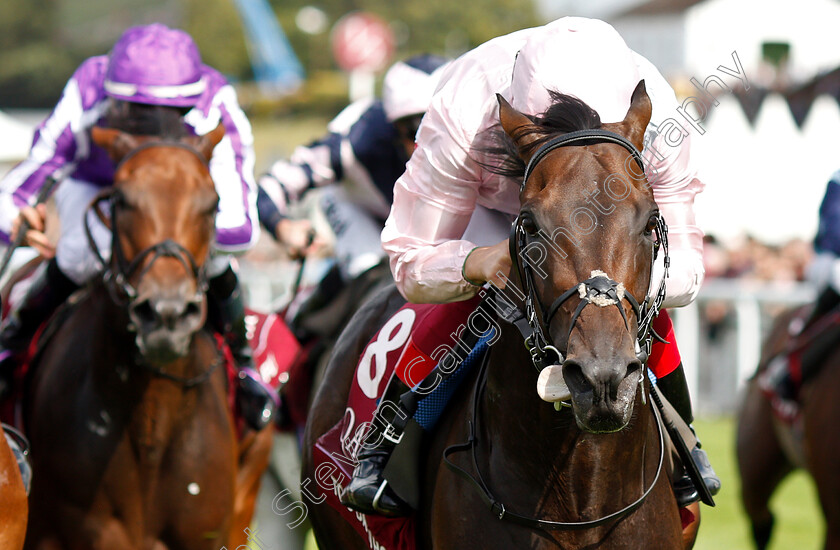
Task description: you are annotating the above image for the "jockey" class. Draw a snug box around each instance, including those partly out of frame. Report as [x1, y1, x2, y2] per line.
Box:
[256, 55, 450, 337]
[0, 23, 276, 431]
[340, 17, 720, 516]
[761, 169, 840, 416]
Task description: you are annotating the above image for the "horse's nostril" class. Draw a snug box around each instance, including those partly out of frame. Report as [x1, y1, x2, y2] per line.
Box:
[130, 299, 157, 328]
[563, 361, 588, 394]
[184, 300, 202, 319]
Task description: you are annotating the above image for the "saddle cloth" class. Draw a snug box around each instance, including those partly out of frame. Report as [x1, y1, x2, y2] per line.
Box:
[312, 297, 482, 550]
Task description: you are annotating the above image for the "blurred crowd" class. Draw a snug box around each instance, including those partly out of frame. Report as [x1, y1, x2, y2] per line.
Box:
[703, 234, 813, 283]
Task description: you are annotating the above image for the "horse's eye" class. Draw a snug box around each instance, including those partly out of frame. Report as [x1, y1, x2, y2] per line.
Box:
[644, 214, 659, 236]
[521, 214, 539, 236]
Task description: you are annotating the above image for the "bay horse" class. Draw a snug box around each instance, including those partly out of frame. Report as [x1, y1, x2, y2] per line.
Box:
[737, 305, 840, 549]
[303, 82, 691, 549]
[21, 125, 270, 549]
[0, 426, 27, 549]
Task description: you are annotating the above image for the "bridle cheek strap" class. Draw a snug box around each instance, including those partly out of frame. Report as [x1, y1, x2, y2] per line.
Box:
[508, 128, 669, 369]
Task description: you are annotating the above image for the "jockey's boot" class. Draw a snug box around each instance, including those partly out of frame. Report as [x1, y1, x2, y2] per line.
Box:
[340, 373, 413, 517]
[0, 259, 77, 402]
[758, 355, 799, 421]
[207, 266, 278, 431]
[657, 364, 721, 507]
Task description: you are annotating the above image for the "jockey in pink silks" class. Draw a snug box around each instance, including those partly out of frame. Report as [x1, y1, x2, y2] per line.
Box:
[339, 17, 720, 517]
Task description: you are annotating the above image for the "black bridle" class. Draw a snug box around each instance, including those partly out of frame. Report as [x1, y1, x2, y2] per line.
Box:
[444, 128, 671, 532]
[82, 140, 221, 387]
[510, 129, 669, 374]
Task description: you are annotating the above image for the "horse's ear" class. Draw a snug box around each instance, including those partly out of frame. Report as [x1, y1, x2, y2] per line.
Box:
[619, 80, 652, 152]
[497, 94, 541, 162]
[90, 126, 140, 163]
[194, 123, 226, 162]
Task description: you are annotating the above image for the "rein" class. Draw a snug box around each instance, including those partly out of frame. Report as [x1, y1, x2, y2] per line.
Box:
[82, 140, 217, 387]
[133, 332, 226, 388]
[443, 342, 665, 531]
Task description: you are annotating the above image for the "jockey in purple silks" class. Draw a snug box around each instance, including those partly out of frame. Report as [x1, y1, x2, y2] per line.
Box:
[0, 23, 277, 431]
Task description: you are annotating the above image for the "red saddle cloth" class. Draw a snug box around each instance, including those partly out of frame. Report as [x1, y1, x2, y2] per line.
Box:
[245, 308, 309, 429]
[311, 297, 482, 550]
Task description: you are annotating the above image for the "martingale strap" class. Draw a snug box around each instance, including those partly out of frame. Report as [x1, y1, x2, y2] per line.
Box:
[442, 344, 665, 531]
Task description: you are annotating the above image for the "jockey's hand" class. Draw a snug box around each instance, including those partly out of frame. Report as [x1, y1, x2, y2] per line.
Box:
[463, 238, 511, 289]
[275, 218, 324, 259]
[12, 205, 55, 259]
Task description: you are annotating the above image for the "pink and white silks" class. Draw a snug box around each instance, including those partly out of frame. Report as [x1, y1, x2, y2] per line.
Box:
[382, 17, 705, 309]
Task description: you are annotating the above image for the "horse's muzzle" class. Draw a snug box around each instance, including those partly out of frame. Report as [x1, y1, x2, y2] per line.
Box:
[562, 356, 642, 433]
[129, 294, 206, 362]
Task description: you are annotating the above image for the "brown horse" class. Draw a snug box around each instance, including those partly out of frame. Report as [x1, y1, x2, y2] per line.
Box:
[737, 305, 840, 549]
[0, 426, 27, 549]
[22, 125, 268, 549]
[303, 82, 690, 549]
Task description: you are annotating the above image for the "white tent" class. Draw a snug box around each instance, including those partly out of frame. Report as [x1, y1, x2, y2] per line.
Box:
[0, 110, 33, 163]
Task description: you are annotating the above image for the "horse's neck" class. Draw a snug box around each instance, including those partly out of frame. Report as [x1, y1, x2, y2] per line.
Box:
[479, 327, 657, 516]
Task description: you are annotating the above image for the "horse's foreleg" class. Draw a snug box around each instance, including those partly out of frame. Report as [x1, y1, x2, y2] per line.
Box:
[0, 436, 27, 550]
[228, 425, 274, 546]
[802, 367, 840, 550]
[736, 380, 793, 550]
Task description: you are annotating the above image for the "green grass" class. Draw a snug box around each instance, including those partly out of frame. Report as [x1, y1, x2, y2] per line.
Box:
[301, 417, 824, 550]
[693, 416, 823, 550]
[305, 530, 318, 550]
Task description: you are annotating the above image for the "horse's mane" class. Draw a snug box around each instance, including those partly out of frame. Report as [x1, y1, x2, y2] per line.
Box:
[476, 89, 602, 178]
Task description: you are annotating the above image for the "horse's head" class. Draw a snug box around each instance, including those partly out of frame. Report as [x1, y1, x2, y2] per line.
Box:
[501, 81, 662, 433]
[90, 124, 225, 363]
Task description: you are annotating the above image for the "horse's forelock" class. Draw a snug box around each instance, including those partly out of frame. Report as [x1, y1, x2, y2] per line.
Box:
[477, 89, 603, 179]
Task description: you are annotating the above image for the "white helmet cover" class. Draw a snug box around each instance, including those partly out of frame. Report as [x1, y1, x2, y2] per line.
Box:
[382, 54, 450, 122]
[509, 17, 640, 122]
